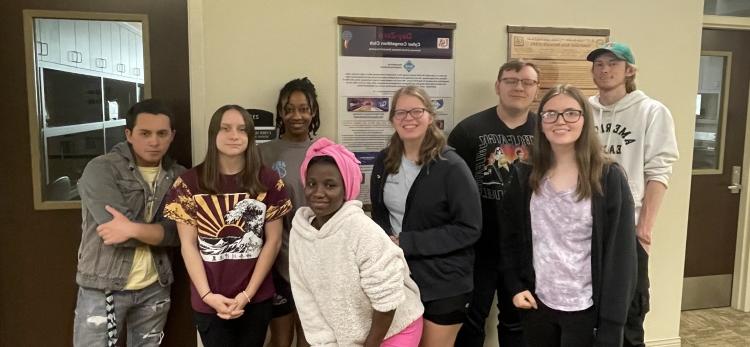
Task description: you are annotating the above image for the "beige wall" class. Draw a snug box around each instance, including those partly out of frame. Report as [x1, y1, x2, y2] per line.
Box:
[188, 0, 703, 345]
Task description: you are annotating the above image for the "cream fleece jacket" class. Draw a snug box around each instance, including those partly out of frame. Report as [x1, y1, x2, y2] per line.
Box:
[289, 200, 424, 346]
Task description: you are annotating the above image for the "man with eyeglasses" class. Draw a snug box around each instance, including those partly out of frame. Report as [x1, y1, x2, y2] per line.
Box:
[450, 59, 539, 347]
[587, 42, 679, 347]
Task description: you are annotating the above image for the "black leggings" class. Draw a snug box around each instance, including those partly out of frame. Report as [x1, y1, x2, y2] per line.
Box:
[194, 300, 272, 347]
[521, 300, 596, 347]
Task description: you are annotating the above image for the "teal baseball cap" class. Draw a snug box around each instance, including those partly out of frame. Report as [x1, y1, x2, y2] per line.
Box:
[586, 42, 635, 64]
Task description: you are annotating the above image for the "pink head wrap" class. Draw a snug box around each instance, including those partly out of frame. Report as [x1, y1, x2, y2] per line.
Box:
[300, 138, 362, 201]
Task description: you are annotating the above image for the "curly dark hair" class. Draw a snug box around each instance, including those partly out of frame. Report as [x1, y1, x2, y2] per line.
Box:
[275, 77, 321, 138]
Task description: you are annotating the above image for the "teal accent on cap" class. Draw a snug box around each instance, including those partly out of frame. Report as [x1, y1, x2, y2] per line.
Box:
[586, 42, 635, 64]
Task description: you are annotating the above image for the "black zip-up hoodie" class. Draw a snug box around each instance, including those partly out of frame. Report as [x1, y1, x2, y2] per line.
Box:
[371, 146, 482, 301]
[500, 162, 637, 346]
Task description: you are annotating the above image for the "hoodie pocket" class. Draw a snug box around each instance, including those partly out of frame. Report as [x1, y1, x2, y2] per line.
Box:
[435, 253, 470, 280]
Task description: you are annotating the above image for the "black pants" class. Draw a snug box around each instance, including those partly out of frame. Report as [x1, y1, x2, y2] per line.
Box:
[455, 265, 523, 347]
[194, 300, 273, 347]
[521, 300, 596, 347]
[624, 243, 650, 347]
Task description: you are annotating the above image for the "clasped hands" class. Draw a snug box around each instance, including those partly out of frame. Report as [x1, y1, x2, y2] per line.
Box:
[203, 291, 253, 320]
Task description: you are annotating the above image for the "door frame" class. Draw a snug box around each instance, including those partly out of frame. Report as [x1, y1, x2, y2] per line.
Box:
[702, 14, 750, 312]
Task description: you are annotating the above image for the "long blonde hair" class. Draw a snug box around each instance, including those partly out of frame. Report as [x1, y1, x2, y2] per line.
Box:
[529, 84, 610, 200]
[384, 86, 446, 174]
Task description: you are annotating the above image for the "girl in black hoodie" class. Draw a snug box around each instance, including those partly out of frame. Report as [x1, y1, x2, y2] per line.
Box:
[371, 86, 481, 347]
[500, 84, 637, 347]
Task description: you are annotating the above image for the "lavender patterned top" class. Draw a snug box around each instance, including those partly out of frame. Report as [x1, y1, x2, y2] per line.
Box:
[530, 177, 593, 312]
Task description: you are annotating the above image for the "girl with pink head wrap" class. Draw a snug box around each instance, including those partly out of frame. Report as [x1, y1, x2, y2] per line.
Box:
[289, 138, 425, 346]
[299, 137, 361, 201]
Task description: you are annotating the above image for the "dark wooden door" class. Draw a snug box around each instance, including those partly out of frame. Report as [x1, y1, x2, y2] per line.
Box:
[0, 1, 194, 346]
[684, 29, 750, 310]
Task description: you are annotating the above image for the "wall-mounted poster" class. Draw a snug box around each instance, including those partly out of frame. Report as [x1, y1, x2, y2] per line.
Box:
[507, 26, 610, 106]
[337, 17, 456, 205]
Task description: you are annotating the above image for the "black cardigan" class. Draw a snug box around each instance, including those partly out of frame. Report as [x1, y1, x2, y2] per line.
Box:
[500, 162, 637, 346]
[371, 147, 482, 301]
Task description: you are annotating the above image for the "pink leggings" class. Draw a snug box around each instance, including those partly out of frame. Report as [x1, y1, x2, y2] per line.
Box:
[381, 316, 424, 347]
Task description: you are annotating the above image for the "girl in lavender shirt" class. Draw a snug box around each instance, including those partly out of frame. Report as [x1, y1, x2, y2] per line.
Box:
[500, 84, 637, 346]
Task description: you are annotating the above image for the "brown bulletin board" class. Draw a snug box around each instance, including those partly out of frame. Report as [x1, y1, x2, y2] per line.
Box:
[507, 26, 610, 108]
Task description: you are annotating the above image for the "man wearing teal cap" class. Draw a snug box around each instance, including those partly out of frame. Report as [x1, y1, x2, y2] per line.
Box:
[587, 42, 679, 347]
[588, 42, 636, 65]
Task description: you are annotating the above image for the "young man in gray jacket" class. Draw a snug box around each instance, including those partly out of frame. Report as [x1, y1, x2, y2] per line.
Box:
[73, 99, 186, 347]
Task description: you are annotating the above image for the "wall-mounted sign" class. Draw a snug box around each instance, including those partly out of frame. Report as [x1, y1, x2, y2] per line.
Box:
[337, 17, 456, 204]
[507, 26, 610, 103]
[246, 108, 276, 143]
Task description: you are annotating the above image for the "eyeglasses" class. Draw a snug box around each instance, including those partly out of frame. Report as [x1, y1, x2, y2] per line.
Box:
[540, 110, 583, 124]
[393, 108, 428, 121]
[500, 78, 539, 87]
[284, 105, 311, 115]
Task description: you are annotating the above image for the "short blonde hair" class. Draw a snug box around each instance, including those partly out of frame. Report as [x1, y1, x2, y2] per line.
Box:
[625, 63, 638, 93]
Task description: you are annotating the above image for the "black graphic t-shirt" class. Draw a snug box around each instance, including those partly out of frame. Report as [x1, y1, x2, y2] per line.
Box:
[448, 106, 535, 264]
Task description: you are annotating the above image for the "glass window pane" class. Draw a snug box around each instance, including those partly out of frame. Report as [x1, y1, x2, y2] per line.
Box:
[693, 55, 727, 171]
[705, 0, 750, 17]
[104, 78, 140, 120]
[32, 17, 145, 204]
[43, 69, 103, 126]
[105, 125, 127, 152]
[45, 130, 103, 200]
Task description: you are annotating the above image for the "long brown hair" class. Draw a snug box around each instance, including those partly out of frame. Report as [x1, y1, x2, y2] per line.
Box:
[384, 86, 446, 174]
[198, 105, 266, 195]
[529, 84, 610, 200]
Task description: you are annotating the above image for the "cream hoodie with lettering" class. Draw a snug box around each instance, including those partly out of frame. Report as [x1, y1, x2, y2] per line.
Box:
[589, 90, 679, 221]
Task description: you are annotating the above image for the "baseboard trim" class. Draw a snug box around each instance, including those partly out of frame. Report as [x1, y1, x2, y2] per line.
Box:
[647, 336, 682, 347]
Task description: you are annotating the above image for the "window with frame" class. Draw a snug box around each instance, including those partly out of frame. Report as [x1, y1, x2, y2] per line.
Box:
[24, 10, 150, 209]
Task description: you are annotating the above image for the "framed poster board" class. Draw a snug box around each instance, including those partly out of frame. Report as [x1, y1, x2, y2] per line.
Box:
[507, 26, 610, 106]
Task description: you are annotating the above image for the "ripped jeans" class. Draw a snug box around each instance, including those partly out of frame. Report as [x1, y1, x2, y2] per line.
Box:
[74, 282, 171, 347]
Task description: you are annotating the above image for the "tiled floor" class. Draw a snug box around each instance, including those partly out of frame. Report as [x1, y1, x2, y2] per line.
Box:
[680, 307, 750, 346]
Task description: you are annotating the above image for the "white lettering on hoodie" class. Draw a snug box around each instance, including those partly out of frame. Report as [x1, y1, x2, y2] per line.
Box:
[589, 90, 679, 220]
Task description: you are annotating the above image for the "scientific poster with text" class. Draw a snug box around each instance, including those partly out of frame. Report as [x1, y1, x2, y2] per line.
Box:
[338, 23, 455, 205]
